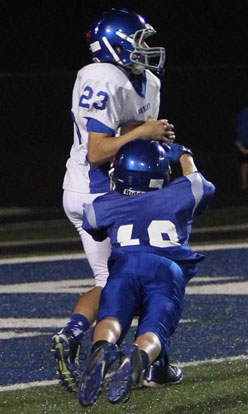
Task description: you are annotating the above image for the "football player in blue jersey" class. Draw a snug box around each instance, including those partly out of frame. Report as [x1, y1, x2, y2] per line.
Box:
[78, 139, 215, 406]
[51, 8, 176, 392]
[235, 107, 248, 190]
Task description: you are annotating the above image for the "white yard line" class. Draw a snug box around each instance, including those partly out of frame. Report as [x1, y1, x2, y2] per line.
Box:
[0, 318, 196, 330]
[177, 354, 248, 367]
[192, 242, 248, 251]
[192, 276, 241, 282]
[0, 331, 51, 340]
[0, 380, 58, 392]
[0, 253, 86, 264]
[1, 277, 247, 295]
[1, 353, 248, 393]
[0, 275, 241, 293]
[0, 318, 70, 329]
[186, 280, 248, 295]
[0, 279, 94, 294]
[1, 242, 248, 265]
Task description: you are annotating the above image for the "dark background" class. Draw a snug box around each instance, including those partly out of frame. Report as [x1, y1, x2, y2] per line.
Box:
[1, 0, 248, 210]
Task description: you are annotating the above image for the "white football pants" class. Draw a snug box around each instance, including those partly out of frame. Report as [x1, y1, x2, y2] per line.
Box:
[63, 190, 111, 287]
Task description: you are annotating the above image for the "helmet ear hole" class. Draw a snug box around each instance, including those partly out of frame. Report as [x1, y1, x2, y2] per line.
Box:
[113, 44, 123, 54]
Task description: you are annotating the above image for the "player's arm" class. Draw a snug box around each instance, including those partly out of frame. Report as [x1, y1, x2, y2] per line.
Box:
[88, 119, 175, 165]
[83, 202, 108, 241]
[180, 154, 197, 176]
[166, 143, 215, 214]
[164, 142, 197, 176]
[235, 140, 248, 154]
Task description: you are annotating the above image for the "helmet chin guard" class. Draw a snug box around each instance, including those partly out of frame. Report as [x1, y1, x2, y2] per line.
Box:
[87, 8, 166, 73]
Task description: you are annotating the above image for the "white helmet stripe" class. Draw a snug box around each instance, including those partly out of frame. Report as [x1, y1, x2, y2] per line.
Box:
[115, 30, 134, 44]
[102, 36, 122, 63]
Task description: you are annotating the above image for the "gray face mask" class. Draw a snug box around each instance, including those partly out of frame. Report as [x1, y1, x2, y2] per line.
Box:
[130, 26, 166, 73]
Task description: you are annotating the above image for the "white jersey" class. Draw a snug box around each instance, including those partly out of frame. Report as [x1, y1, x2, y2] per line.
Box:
[63, 62, 161, 194]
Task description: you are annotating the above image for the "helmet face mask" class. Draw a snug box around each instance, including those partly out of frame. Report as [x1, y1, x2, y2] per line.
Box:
[110, 139, 171, 195]
[87, 8, 166, 74]
[130, 26, 166, 73]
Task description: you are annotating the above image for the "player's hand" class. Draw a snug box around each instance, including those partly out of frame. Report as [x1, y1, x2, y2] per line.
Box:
[163, 143, 193, 163]
[138, 117, 176, 143]
[160, 119, 176, 142]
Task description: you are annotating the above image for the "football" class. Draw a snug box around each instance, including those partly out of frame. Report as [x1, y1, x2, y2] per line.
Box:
[120, 120, 144, 135]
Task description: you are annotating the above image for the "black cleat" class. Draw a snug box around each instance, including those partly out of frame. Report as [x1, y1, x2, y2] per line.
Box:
[78, 342, 119, 407]
[107, 343, 143, 404]
[143, 355, 183, 387]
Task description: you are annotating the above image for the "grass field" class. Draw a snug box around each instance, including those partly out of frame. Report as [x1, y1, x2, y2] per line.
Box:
[1, 360, 247, 414]
[193, 205, 248, 227]
[1, 206, 248, 244]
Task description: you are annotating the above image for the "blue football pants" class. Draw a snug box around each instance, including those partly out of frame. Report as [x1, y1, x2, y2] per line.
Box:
[97, 252, 186, 356]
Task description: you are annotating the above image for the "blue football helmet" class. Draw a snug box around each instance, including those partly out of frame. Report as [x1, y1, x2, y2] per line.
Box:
[86, 8, 165, 74]
[110, 139, 170, 195]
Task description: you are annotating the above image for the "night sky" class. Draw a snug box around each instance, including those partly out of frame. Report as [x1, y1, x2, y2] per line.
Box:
[2, 0, 248, 70]
[1, 1, 248, 208]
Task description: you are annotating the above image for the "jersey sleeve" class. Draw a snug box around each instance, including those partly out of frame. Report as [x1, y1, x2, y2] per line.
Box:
[75, 65, 125, 131]
[186, 172, 215, 216]
[86, 118, 115, 134]
[83, 203, 108, 242]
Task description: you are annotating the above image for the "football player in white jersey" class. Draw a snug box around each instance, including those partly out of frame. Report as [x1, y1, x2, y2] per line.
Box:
[51, 8, 175, 391]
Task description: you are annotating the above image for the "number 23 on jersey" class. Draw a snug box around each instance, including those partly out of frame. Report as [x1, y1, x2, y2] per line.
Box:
[79, 85, 109, 111]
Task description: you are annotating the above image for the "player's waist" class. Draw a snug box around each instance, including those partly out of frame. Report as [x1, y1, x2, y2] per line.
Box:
[110, 245, 204, 263]
[65, 157, 111, 191]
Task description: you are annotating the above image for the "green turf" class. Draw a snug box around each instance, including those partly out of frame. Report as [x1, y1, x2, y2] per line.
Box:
[0, 223, 75, 242]
[1, 206, 248, 259]
[193, 206, 248, 227]
[1, 360, 247, 414]
[1, 206, 248, 243]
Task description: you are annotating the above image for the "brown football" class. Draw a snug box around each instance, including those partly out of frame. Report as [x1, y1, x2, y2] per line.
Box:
[120, 120, 144, 135]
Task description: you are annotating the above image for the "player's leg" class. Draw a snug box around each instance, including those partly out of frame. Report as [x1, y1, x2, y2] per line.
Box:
[78, 317, 122, 407]
[72, 226, 110, 322]
[79, 266, 140, 406]
[78, 341, 119, 407]
[240, 161, 248, 190]
[91, 254, 142, 345]
[107, 336, 154, 404]
[107, 255, 185, 403]
[51, 190, 111, 392]
[138, 257, 185, 388]
[78, 316, 122, 407]
[104, 254, 155, 403]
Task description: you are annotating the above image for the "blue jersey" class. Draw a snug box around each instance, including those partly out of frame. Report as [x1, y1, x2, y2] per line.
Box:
[236, 108, 248, 147]
[83, 172, 215, 265]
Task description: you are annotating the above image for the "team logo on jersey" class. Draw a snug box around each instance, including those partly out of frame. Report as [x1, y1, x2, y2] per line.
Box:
[138, 103, 151, 114]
